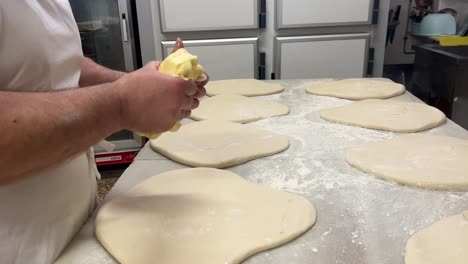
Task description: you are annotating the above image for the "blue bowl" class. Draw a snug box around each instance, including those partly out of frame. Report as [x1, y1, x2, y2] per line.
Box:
[419, 13, 456, 36]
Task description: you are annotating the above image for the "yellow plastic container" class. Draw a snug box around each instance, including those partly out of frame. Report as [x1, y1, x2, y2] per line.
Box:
[434, 36, 468, 47]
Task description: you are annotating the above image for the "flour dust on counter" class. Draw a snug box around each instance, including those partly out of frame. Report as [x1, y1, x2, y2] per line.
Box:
[95, 168, 316, 264]
[53, 80, 468, 264]
[150, 120, 289, 168]
[305, 78, 405, 100]
[320, 99, 447, 133]
[346, 134, 468, 190]
[405, 210, 468, 264]
[190, 94, 289, 123]
[205, 79, 284, 97]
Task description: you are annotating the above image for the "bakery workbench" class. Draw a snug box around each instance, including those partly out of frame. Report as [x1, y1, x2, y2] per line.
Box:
[55, 79, 468, 264]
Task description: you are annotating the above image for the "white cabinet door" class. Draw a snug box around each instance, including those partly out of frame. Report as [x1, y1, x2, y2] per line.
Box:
[276, 0, 374, 28]
[159, 0, 258, 32]
[275, 34, 370, 79]
[162, 38, 258, 80]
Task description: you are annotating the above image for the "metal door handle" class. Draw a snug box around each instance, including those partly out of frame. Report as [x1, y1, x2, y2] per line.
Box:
[121, 13, 128, 42]
[259, 52, 266, 80]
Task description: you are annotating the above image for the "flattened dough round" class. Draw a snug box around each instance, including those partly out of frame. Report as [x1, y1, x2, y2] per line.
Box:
[405, 211, 468, 264]
[320, 99, 446, 132]
[190, 94, 289, 123]
[206, 79, 284, 97]
[150, 120, 289, 168]
[96, 168, 317, 264]
[305, 78, 405, 100]
[346, 134, 468, 189]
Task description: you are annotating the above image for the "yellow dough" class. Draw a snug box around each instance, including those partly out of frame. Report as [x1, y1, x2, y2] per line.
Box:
[137, 123, 181, 140]
[138, 48, 204, 139]
[95, 168, 316, 264]
[159, 48, 205, 82]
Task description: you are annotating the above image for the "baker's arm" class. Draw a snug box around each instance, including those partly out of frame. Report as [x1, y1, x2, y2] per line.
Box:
[78, 38, 209, 95]
[0, 84, 119, 185]
[0, 62, 201, 186]
[79, 57, 126, 87]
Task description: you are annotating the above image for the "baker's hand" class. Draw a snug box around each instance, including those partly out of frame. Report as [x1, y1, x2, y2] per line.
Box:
[171, 38, 208, 99]
[115, 61, 200, 134]
[195, 74, 209, 98]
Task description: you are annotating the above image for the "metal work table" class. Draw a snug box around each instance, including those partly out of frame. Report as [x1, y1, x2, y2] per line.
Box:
[56, 79, 468, 264]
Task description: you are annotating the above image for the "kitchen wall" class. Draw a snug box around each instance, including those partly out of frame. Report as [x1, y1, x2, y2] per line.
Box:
[385, 0, 468, 65]
[436, 0, 468, 26]
[384, 0, 416, 65]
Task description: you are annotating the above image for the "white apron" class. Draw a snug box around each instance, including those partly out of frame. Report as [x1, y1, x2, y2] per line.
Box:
[0, 1, 98, 263]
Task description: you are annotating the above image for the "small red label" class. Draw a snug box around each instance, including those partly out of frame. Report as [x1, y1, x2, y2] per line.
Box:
[95, 151, 138, 166]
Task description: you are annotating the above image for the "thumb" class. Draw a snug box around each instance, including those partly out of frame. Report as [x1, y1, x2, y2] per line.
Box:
[154, 61, 162, 70]
[144, 61, 162, 71]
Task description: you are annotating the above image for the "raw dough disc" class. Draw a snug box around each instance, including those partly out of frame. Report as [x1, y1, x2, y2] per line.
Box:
[320, 99, 446, 132]
[205, 79, 284, 97]
[305, 78, 405, 100]
[95, 168, 317, 264]
[346, 134, 468, 189]
[405, 210, 468, 264]
[190, 94, 289, 123]
[150, 120, 289, 168]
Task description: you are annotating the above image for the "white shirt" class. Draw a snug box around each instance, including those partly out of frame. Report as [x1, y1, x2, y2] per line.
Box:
[0, 1, 96, 263]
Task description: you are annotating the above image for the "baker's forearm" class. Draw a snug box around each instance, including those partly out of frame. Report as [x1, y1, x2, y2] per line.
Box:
[0, 84, 121, 185]
[79, 57, 126, 87]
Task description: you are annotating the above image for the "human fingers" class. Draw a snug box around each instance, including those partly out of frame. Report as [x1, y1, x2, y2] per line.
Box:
[180, 96, 194, 110]
[192, 87, 206, 99]
[195, 72, 209, 87]
[190, 98, 200, 110]
[176, 109, 191, 120]
[143, 61, 161, 71]
[180, 97, 199, 111]
[171, 38, 184, 54]
[183, 81, 198, 96]
[182, 110, 191, 118]
[154, 61, 162, 70]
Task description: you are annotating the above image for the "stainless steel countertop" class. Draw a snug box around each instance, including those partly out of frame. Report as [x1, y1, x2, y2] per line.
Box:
[56, 79, 468, 264]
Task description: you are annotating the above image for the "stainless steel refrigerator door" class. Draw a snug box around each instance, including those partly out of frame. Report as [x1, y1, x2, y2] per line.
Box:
[158, 0, 258, 32]
[69, 0, 144, 152]
[276, 0, 375, 29]
[162, 38, 259, 80]
[70, 0, 129, 71]
[274, 34, 370, 79]
[118, 0, 138, 72]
